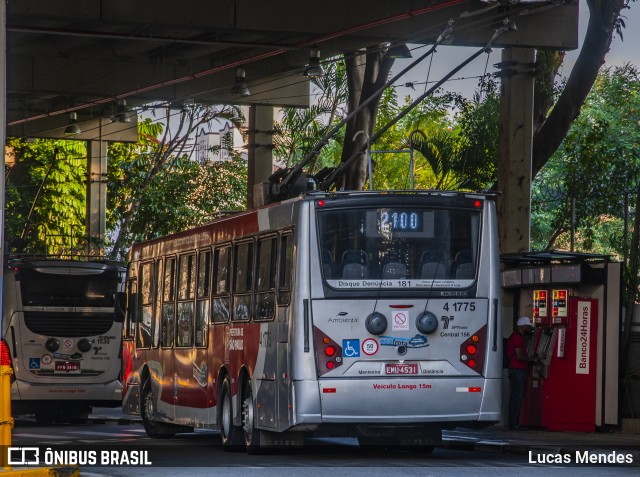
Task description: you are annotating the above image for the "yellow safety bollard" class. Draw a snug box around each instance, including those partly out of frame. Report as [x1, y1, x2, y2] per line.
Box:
[0, 339, 14, 470]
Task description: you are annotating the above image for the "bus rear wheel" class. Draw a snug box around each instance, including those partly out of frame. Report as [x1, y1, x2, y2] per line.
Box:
[141, 379, 176, 438]
[242, 380, 262, 454]
[219, 376, 243, 450]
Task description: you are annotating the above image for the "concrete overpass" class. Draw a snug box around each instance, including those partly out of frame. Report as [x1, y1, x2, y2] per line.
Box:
[1, 0, 579, 255]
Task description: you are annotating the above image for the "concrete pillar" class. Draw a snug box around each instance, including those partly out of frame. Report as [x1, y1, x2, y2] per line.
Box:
[497, 47, 536, 255]
[497, 48, 536, 422]
[86, 138, 107, 257]
[247, 105, 274, 208]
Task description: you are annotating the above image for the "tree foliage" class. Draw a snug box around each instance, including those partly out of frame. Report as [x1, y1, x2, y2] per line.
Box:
[531, 64, 640, 256]
[107, 104, 246, 260]
[5, 104, 247, 262]
[273, 60, 348, 173]
[5, 138, 87, 255]
[532, 0, 637, 175]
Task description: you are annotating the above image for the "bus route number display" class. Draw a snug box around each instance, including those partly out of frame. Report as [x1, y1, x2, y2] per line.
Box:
[379, 210, 421, 232]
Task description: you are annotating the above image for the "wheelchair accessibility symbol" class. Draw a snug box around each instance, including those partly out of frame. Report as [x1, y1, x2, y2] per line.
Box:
[342, 339, 360, 358]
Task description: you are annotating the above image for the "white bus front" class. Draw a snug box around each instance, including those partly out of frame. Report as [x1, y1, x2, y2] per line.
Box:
[3, 260, 124, 423]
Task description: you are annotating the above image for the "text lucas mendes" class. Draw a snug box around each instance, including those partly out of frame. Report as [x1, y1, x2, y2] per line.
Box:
[529, 450, 635, 465]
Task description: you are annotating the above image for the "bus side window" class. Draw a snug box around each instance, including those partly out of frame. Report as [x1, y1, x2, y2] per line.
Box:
[177, 253, 195, 347]
[152, 259, 163, 348]
[196, 249, 211, 347]
[278, 232, 293, 306]
[255, 236, 276, 321]
[232, 241, 253, 322]
[162, 257, 176, 348]
[137, 262, 153, 349]
[212, 246, 230, 324]
[124, 280, 137, 339]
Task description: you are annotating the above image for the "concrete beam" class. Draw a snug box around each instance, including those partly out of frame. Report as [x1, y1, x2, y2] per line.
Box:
[7, 115, 139, 142]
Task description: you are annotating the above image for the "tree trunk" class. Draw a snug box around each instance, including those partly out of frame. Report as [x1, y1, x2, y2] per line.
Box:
[532, 0, 627, 176]
[337, 47, 395, 190]
[622, 184, 640, 381]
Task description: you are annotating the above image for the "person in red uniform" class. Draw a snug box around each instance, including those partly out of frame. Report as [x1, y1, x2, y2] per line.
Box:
[507, 316, 538, 430]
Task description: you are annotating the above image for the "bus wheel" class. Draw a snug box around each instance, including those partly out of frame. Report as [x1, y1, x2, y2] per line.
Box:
[242, 380, 261, 454]
[141, 379, 175, 439]
[219, 376, 243, 450]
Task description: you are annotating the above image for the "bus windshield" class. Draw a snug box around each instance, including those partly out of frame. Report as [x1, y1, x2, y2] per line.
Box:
[19, 267, 119, 308]
[317, 206, 481, 289]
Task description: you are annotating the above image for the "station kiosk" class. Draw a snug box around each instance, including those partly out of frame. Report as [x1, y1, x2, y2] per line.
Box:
[501, 252, 620, 431]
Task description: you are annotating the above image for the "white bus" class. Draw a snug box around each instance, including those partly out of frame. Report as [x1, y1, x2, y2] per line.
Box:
[2, 258, 125, 423]
[121, 190, 502, 451]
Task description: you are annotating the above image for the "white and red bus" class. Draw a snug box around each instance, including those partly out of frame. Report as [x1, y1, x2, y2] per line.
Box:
[2, 258, 125, 423]
[121, 190, 502, 451]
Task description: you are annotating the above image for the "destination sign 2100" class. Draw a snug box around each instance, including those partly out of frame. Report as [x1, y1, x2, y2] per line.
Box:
[379, 210, 421, 232]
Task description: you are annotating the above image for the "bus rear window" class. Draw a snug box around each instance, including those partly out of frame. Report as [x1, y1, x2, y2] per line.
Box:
[317, 207, 480, 290]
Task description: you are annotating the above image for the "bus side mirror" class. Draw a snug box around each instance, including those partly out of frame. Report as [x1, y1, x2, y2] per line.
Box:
[114, 292, 127, 323]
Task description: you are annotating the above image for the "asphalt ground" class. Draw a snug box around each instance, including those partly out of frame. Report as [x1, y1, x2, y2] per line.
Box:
[86, 407, 640, 462]
[2, 408, 639, 475]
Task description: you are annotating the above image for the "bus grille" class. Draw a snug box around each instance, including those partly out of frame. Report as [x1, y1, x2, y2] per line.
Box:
[23, 312, 114, 337]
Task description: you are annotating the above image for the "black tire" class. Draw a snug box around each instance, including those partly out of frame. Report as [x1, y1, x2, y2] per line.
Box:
[141, 378, 176, 438]
[219, 376, 243, 450]
[242, 380, 262, 454]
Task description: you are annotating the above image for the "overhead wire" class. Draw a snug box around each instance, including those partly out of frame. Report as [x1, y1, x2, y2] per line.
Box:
[318, 18, 516, 191]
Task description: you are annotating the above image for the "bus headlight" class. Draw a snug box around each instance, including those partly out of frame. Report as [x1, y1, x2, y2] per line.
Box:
[45, 338, 60, 352]
[365, 312, 388, 335]
[416, 311, 438, 334]
[78, 339, 92, 353]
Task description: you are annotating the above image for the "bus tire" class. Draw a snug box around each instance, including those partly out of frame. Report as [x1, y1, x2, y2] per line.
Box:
[242, 380, 262, 454]
[141, 378, 176, 439]
[219, 376, 243, 450]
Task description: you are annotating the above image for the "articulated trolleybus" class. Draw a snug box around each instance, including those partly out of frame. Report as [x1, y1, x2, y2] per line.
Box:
[121, 190, 502, 451]
[2, 258, 125, 423]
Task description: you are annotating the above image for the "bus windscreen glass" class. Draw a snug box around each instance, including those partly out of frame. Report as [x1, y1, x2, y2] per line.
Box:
[318, 207, 480, 289]
[19, 268, 119, 307]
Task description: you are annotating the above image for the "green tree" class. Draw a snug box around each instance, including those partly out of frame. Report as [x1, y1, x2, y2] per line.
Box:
[531, 64, 640, 255]
[106, 104, 245, 260]
[530, 64, 640, 382]
[532, 0, 637, 176]
[273, 60, 348, 173]
[5, 138, 87, 255]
